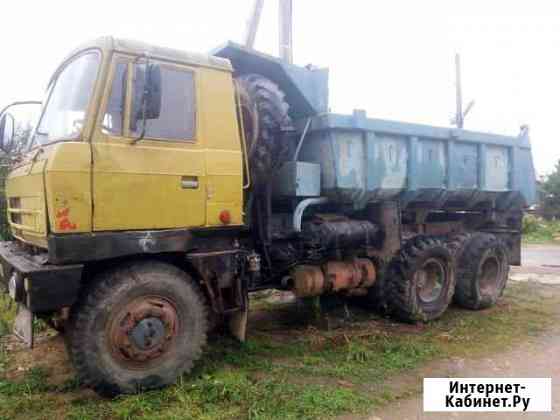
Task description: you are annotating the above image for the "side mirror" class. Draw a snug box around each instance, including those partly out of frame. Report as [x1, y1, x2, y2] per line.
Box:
[0, 113, 15, 153]
[131, 63, 162, 133]
[145, 64, 162, 120]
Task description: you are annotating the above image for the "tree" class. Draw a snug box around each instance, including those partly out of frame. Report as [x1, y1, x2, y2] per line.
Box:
[11, 120, 33, 155]
[541, 160, 560, 219]
[0, 121, 33, 239]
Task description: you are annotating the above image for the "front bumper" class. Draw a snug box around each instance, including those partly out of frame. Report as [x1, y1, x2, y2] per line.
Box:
[0, 241, 83, 313]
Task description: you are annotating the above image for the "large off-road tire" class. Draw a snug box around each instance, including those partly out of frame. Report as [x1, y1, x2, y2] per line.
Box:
[387, 236, 455, 322]
[66, 261, 208, 397]
[441, 232, 472, 259]
[236, 74, 292, 185]
[454, 233, 509, 310]
[363, 260, 389, 313]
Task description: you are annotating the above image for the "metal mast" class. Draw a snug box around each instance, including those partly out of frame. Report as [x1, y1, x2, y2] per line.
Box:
[453, 53, 474, 129]
[455, 53, 464, 129]
[244, 0, 294, 64]
[278, 0, 293, 64]
[244, 0, 265, 49]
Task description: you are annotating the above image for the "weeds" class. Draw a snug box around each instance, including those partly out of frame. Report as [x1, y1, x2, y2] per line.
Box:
[522, 214, 560, 243]
[0, 281, 558, 419]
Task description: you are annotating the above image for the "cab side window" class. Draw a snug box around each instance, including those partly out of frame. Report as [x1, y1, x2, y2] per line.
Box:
[102, 60, 128, 136]
[130, 64, 196, 140]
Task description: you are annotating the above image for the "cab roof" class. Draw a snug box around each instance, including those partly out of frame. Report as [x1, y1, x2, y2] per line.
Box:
[60, 36, 233, 72]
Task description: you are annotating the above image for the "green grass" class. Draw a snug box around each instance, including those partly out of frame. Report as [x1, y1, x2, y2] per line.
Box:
[0, 295, 16, 337]
[0, 281, 559, 420]
[522, 214, 560, 243]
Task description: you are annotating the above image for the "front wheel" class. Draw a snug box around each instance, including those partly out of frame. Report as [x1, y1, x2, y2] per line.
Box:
[387, 236, 455, 322]
[66, 261, 208, 397]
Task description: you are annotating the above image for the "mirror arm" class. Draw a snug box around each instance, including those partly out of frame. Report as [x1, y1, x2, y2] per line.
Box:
[131, 115, 148, 145]
[0, 101, 42, 120]
[0, 101, 41, 155]
[130, 54, 151, 145]
[6, 114, 15, 143]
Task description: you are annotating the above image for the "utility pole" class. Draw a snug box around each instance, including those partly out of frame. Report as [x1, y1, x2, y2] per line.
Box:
[244, 0, 264, 49]
[244, 0, 294, 64]
[453, 53, 475, 129]
[278, 0, 293, 64]
[455, 53, 464, 129]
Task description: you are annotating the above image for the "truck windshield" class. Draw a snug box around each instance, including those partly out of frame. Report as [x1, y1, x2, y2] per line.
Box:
[31, 52, 100, 147]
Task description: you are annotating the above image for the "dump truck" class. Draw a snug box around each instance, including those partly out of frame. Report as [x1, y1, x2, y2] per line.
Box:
[0, 37, 536, 396]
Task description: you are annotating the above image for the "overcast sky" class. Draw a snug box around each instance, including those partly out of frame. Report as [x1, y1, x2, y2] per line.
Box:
[1, 0, 558, 175]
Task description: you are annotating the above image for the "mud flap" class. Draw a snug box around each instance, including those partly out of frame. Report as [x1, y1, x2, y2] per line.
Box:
[228, 292, 249, 342]
[228, 308, 248, 342]
[13, 304, 34, 348]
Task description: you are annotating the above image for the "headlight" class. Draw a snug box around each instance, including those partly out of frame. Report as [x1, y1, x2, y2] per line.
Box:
[8, 274, 17, 299]
[8, 273, 24, 302]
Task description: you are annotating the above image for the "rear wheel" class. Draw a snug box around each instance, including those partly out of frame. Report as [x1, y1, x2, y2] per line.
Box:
[454, 233, 509, 309]
[66, 261, 208, 397]
[387, 236, 455, 322]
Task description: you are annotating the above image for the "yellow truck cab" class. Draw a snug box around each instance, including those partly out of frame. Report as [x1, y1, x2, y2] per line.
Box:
[0, 36, 533, 396]
[7, 37, 244, 248]
[0, 37, 259, 395]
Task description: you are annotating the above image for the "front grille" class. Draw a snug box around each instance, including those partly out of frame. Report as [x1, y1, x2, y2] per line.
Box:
[10, 213, 22, 225]
[8, 197, 23, 228]
[9, 197, 21, 209]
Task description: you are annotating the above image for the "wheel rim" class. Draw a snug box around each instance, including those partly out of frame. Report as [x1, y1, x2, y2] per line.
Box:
[416, 258, 446, 303]
[479, 255, 501, 295]
[108, 295, 178, 368]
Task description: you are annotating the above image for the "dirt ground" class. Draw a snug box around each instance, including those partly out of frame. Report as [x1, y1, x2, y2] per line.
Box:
[367, 243, 560, 420]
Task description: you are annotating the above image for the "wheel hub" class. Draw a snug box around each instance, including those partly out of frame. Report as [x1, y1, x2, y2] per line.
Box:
[109, 296, 178, 364]
[129, 317, 166, 350]
[416, 258, 446, 303]
[479, 256, 501, 295]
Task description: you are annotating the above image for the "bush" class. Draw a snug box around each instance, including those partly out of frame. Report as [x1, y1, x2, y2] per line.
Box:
[522, 214, 540, 234]
[522, 215, 560, 243]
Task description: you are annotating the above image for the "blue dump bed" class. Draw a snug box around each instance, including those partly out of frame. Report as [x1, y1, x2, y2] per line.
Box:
[213, 43, 537, 212]
[298, 110, 536, 211]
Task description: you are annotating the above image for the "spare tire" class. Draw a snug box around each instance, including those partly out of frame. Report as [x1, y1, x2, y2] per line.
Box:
[454, 233, 509, 310]
[235, 74, 292, 186]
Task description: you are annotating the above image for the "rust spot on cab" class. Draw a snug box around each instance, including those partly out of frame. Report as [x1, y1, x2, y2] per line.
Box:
[56, 207, 77, 231]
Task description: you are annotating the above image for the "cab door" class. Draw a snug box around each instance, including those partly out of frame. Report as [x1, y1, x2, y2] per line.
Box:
[92, 55, 206, 231]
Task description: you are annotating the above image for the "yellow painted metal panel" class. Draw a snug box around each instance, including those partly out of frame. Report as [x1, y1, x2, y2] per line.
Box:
[199, 69, 244, 226]
[6, 157, 48, 248]
[92, 55, 208, 231]
[92, 141, 207, 231]
[45, 142, 92, 233]
[205, 150, 243, 211]
[199, 70, 241, 151]
[206, 174, 243, 205]
[207, 202, 243, 226]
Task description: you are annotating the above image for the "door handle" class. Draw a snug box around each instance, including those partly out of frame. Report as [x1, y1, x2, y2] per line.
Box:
[181, 176, 199, 189]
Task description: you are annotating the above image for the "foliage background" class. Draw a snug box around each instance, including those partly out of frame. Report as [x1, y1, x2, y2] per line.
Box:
[541, 159, 560, 220]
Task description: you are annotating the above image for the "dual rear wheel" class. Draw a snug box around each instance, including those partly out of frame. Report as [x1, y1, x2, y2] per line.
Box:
[386, 233, 509, 323]
[453, 233, 510, 310]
